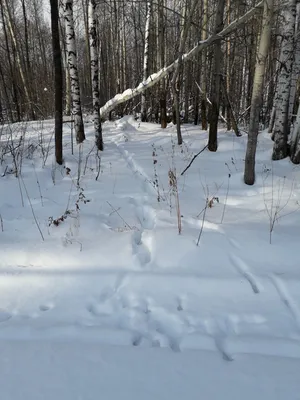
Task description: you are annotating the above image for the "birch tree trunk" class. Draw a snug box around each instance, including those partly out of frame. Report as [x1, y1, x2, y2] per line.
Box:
[58, 11, 71, 116]
[64, 0, 85, 144]
[141, 1, 152, 122]
[244, 0, 273, 185]
[225, 0, 231, 131]
[208, 0, 226, 152]
[290, 98, 300, 163]
[288, 2, 300, 124]
[50, 0, 63, 165]
[272, 0, 297, 160]
[65, 62, 71, 116]
[157, 0, 167, 128]
[88, 0, 103, 151]
[290, 5, 300, 164]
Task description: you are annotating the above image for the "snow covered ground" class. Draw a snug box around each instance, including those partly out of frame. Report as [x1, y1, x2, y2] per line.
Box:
[1, 117, 300, 399]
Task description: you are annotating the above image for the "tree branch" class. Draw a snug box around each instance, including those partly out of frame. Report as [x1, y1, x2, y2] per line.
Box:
[181, 144, 208, 176]
[100, 0, 264, 118]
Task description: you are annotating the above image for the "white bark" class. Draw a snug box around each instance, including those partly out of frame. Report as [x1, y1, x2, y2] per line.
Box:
[88, 0, 103, 150]
[288, 2, 300, 122]
[100, 0, 263, 119]
[272, 0, 297, 160]
[244, 0, 273, 185]
[290, 98, 300, 162]
[64, 0, 85, 144]
[141, 1, 152, 122]
[157, 0, 167, 128]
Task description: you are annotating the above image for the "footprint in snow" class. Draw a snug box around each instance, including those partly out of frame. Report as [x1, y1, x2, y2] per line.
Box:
[39, 303, 55, 312]
[0, 310, 12, 323]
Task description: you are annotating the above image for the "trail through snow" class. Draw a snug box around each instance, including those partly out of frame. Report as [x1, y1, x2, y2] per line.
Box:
[1, 116, 300, 398]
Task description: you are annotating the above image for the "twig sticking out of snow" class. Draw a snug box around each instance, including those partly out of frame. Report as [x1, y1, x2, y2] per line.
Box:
[107, 201, 133, 231]
[20, 174, 44, 241]
[181, 145, 208, 176]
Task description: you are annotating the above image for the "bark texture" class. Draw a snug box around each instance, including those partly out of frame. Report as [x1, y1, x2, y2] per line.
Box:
[50, 0, 63, 165]
[64, 0, 85, 144]
[89, 0, 103, 150]
[141, 1, 152, 122]
[244, 0, 273, 185]
[208, 0, 226, 152]
[272, 0, 296, 160]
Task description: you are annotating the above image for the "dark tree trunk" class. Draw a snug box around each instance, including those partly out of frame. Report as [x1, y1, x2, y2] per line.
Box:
[208, 0, 226, 152]
[50, 0, 63, 165]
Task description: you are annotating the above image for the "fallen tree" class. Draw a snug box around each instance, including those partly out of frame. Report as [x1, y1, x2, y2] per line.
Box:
[100, 1, 264, 118]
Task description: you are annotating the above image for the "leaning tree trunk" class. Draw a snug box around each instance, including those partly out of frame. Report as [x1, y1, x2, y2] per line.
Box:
[244, 0, 273, 185]
[272, 0, 297, 160]
[50, 0, 63, 165]
[64, 0, 85, 144]
[208, 0, 226, 152]
[99, 1, 264, 118]
[141, 1, 152, 122]
[88, 0, 103, 150]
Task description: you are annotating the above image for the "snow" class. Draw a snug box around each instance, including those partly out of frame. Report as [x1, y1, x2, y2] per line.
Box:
[1, 116, 300, 399]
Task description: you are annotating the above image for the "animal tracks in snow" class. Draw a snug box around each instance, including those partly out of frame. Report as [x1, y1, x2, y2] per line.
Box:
[84, 284, 288, 360]
[229, 254, 262, 294]
[111, 131, 157, 268]
[271, 274, 300, 331]
[130, 197, 156, 267]
[39, 303, 55, 312]
[0, 310, 12, 323]
[130, 197, 156, 231]
[86, 289, 185, 352]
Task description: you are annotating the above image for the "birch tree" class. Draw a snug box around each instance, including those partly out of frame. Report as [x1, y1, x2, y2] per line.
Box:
[244, 0, 273, 185]
[88, 0, 103, 150]
[290, 98, 300, 163]
[272, 0, 297, 160]
[157, 0, 167, 128]
[289, 3, 300, 163]
[141, 1, 152, 122]
[288, 2, 300, 126]
[99, 1, 264, 118]
[64, 0, 85, 144]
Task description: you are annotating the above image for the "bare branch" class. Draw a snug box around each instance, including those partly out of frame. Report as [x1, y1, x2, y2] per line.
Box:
[100, 0, 264, 118]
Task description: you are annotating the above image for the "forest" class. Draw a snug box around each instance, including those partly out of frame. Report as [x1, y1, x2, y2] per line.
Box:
[1, 2, 300, 397]
[1, 0, 300, 184]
